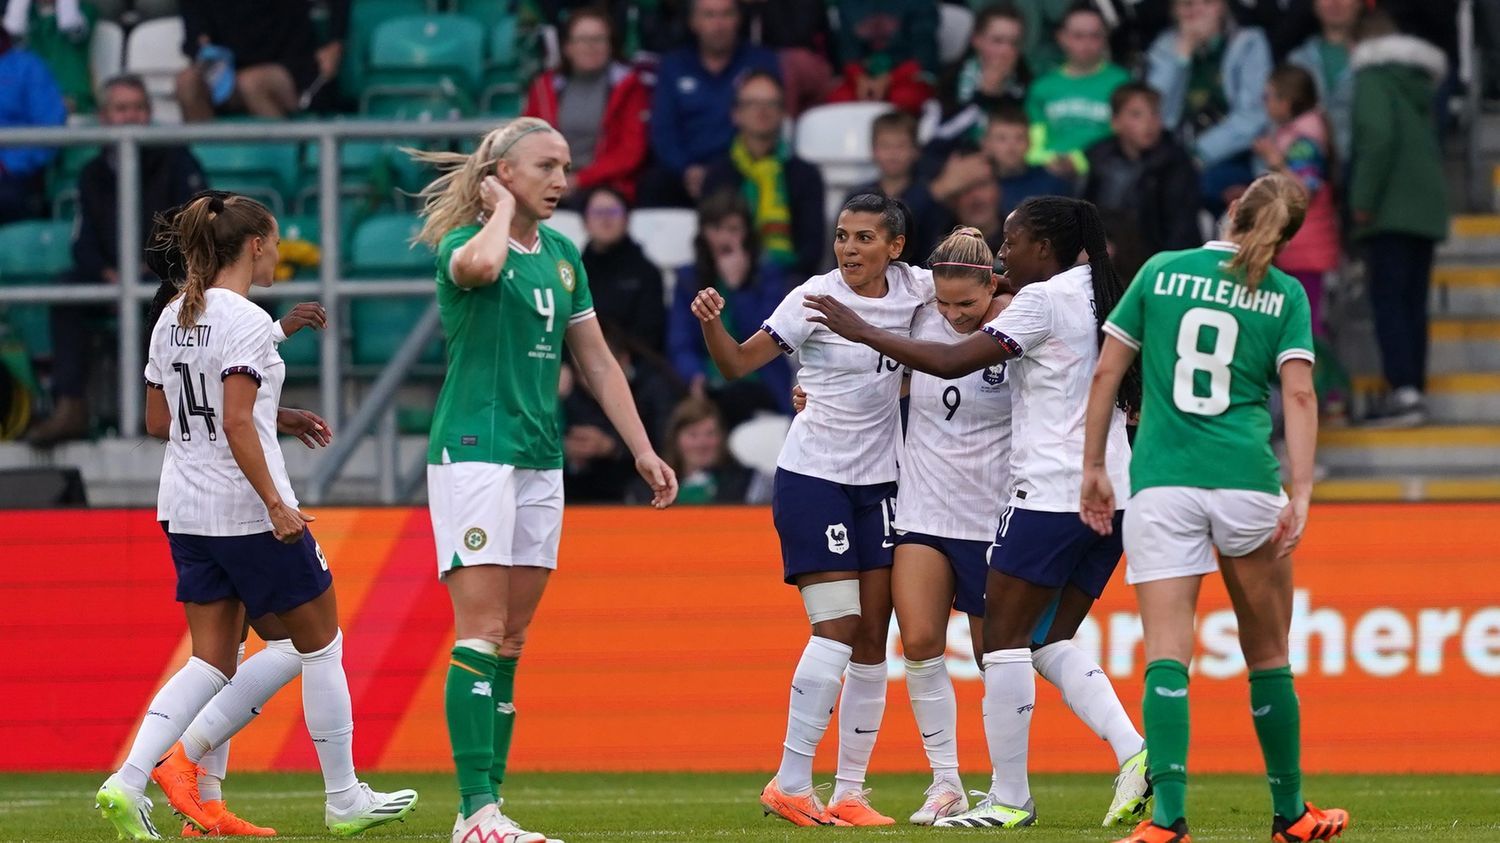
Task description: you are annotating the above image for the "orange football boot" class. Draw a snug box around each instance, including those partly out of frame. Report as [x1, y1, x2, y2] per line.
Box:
[181, 803, 276, 837]
[826, 789, 896, 826]
[1272, 803, 1351, 841]
[1114, 818, 1193, 843]
[760, 778, 850, 827]
[150, 742, 217, 832]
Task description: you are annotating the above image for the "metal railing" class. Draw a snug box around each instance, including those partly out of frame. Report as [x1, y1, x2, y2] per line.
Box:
[0, 118, 501, 467]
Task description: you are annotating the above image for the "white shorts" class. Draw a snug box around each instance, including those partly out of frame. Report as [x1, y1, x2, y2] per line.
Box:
[1123, 486, 1288, 585]
[427, 460, 564, 576]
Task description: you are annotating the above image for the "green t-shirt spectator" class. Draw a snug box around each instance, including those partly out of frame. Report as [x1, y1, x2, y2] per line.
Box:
[1025, 62, 1130, 173]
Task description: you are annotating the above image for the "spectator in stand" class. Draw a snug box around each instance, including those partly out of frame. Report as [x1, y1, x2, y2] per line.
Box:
[1083, 82, 1201, 281]
[27, 75, 205, 447]
[175, 0, 348, 121]
[0, 28, 65, 222]
[642, 0, 780, 207]
[559, 327, 682, 502]
[950, 175, 1006, 254]
[580, 185, 667, 352]
[703, 70, 825, 278]
[628, 395, 771, 504]
[847, 110, 953, 263]
[1287, 0, 1359, 162]
[667, 190, 793, 425]
[524, 8, 651, 204]
[929, 3, 1030, 155]
[1348, 8, 1448, 427]
[982, 105, 1073, 215]
[1146, 0, 1272, 214]
[1004, 0, 1072, 75]
[1253, 65, 1339, 337]
[4, 0, 94, 113]
[739, 0, 836, 116]
[825, 0, 939, 114]
[1025, 5, 1130, 180]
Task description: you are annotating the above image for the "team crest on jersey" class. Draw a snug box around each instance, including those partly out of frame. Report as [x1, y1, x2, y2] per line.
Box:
[982, 362, 1008, 385]
[464, 527, 488, 552]
[825, 523, 850, 555]
[556, 260, 576, 292]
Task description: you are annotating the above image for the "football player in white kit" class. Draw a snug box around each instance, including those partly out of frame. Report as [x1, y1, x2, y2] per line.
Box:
[95, 194, 418, 841]
[807, 196, 1151, 829]
[691, 194, 932, 827]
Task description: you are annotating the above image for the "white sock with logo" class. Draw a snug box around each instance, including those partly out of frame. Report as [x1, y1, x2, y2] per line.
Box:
[183, 639, 304, 766]
[834, 660, 888, 802]
[980, 648, 1034, 807]
[905, 655, 961, 787]
[194, 644, 246, 801]
[1033, 640, 1144, 765]
[119, 657, 228, 794]
[300, 630, 360, 806]
[776, 636, 852, 795]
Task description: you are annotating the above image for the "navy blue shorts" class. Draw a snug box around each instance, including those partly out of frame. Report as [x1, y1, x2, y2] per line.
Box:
[988, 506, 1124, 599]
[167, 527, 333, 619]
[894, 532, 989, 616]
[772, 469, 897, 584]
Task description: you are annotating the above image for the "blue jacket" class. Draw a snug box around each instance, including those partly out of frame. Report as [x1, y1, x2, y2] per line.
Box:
[667, 262, 794, 413]
[1000, 166, 1074, 217]
[649, 42, 780, 174]
[1146, 25, 1271, 168]
[0, 46, 67, 178]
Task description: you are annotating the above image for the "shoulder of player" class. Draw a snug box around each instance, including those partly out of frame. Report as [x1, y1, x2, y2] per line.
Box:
[890, 261, 935, 302]
[439, 223, 483, 252]
[538, 224, 583, 260]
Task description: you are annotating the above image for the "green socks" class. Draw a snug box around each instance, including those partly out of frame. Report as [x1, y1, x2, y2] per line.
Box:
[1250, 665, 1304, 819]
[490, 655, 519, 798]
[1143, 659, 1190, 828]
[446, 644, 500, 818]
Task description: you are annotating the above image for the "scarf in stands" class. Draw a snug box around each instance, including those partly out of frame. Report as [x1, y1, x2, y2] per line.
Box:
[730, 137, 795, 268]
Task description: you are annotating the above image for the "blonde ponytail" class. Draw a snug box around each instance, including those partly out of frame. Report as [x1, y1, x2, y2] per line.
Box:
[408, 117, 560, 247]
[167, 193, 274, 327]
[1226, 172, 1308, 290]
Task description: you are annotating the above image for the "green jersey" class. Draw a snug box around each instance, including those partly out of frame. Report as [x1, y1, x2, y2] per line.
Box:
[427, 223, 595, 468]
[1104, 241, 1315, 494]
[1025, 62, 1130, 161]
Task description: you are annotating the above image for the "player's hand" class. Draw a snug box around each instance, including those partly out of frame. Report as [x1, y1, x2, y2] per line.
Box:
[791, 383, 807, 413]
[1079, 466, 1116, 535]
[480, 175, 514, 218]
[690, 288, 726, 323]
[804, 293, 871, 342]
[634, 451, 679, 509]
[279, 301, 327, 337]
[277, 407, 332, 448]
[1270, 494, 1309, 558]
[267, 500, 313, 544]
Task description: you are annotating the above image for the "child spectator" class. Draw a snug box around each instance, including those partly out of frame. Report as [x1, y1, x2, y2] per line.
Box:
[1253, 65, 1339, 337]
[702, 71, 825, 278]
[930, 3, 1030, 150]
[524, 8, 651, 204]
[580, 186, 667, 353]
[1287, 0, 1360, 162]
[667, 190, 794, 425]
[1348, 9, 1448, 427]
[628, 395, 772, 504]
[826, 0, 939, 113]
[982, 105, 1073, 215]
[846, 110, 953, 263]
[1025, 4, 1130, 178]
[1083, 82, 1201, 280]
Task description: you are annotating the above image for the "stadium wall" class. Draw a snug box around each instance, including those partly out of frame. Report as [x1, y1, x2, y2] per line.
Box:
[2, 505, 1497, 774]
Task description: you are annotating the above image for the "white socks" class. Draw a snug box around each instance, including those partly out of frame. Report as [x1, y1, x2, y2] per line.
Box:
[194, 644, 246, 801]
[904, 655, 960, 786]
[300, 630, 359, 803]
[182, 640, 303, 766]
[776, 636, 852, 795]
[834, 660, 887, 801]
[119, 657, 228, 794]
[980, 648, 1034, 807]
[1033, 640, 1144, 765]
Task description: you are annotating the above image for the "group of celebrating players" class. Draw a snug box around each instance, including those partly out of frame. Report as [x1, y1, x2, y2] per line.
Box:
[95, 114, 1349, 843]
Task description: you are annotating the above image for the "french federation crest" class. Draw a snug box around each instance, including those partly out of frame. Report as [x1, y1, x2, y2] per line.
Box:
[557, 260, 576, 292]
[983, 362, 1007, 385]
[825, 523, 850, 555]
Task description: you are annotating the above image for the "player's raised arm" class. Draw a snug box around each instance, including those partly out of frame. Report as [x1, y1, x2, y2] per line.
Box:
[447, 176, 516, 288]
[804, 293, 1011, 380]
[691, 287, 782, 380]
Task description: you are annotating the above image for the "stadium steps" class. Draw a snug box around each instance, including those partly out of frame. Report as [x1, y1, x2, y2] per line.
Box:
[1312, 474, 1500, 501]
[1317, 425, 1500, 474]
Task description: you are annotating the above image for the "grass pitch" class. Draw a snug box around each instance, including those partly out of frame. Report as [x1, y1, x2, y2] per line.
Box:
[6, 772, 1498, 842]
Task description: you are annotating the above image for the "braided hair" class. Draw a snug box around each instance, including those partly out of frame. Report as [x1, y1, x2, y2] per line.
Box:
[1010, 196, 1143, 415]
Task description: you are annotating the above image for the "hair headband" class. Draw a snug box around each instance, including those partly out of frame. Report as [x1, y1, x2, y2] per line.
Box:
[495, 123, 553, 158]
[932, 261, 994, 270]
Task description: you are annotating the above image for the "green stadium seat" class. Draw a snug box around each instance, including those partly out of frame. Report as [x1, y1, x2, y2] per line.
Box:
[194, 141, 301, 215]
[273, 302, 322, 368]
[0, 220, 73, 360]
[347, 214, 442, 366]
[341, 0, 432, 102]
[480, 16, 529, 114]
[361, 88, 473, 120]
[365, 14, 485, 96]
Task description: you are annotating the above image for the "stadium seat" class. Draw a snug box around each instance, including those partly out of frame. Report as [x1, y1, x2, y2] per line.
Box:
[273, 301, 321, 368]
[795, 102, 891, 225]
[629, 208, 697, 273]
[452, 0, 513, 32]
[340, 0, 432, 103]
[0, 220, 74, 360]
[938, 4, 975, 66]
[547, 210, 586, 250]
[194, 141, 301, 217]
[365, 14, 485, 99]
[299, 135, 420, 209]
[347, 214, 442, 367]
[727, 413, 791, 477]
[90, 21, 125, 90]
[124, 17, 188, 119]
[479, 15, 526, 115]
[362, 87, 473, 121]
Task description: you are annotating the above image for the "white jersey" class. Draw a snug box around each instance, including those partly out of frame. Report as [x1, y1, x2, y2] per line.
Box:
[146, 288, 297, 536]
[762, 262, 933, 486]
[895, 306, 1013, 542]
[981, 264, 1131, 512]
